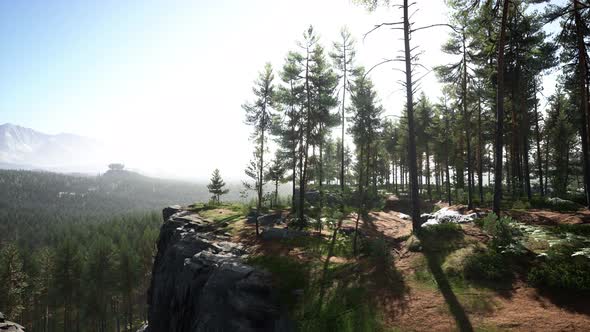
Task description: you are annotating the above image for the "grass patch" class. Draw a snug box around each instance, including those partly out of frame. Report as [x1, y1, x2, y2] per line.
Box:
[418, 223, 465, 253]
[411, 255, 437, 288]
[199, 207, 243, 223]
[247, 230, 391, 331]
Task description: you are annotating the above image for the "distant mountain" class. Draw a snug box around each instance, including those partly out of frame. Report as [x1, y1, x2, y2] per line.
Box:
[0, 123, 108, 172]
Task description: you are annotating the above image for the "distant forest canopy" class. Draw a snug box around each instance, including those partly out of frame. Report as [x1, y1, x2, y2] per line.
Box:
[0, 167, 275, 332]
[240, 0, 590, 230]
[0, 168, 268, 217]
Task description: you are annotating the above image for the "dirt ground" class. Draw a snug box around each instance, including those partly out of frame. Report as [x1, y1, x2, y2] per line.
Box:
[232, 206, 590, 331]
[359, 209, 590, 332]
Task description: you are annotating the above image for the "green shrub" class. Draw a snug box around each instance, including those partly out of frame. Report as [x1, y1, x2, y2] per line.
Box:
[530, 196, 579, 212]
[418, 223, 464, 252]
[548, 198, 579, 212]
[528, 244, 590, 291]
[362, 237, 390, 260]
[484, 192, 494, 204]
[420, 222, 462, 237]
[511, 200, 530, 210]
[528, 259, 590, 291]
[552, 224, 590, 237]
[480, 213, 520, 249]
[463, 249, 512, 282]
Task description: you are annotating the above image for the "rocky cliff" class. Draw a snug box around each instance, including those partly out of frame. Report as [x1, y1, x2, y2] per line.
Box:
[143, 206, 291, 332]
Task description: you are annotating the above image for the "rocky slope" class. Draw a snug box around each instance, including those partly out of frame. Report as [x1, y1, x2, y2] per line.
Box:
[143, 206, 291, 332]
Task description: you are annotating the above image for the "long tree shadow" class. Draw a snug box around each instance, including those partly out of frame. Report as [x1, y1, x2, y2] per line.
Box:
[314, 214, 409, 327]
[423, 249, 474, 332]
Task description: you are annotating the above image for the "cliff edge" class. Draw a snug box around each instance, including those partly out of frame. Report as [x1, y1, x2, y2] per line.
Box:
[143, 206, 291, 332]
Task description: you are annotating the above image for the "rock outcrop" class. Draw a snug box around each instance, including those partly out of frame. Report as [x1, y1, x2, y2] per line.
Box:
[144, 206, 291, 332]
[0, 312, 25, 332]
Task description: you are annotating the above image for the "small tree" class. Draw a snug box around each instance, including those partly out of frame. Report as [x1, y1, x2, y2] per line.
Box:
[243, 149, 269, 235]
[108, 163, 125, 171]
[265, 158, 286, 208]
[207, 169, 229, 204]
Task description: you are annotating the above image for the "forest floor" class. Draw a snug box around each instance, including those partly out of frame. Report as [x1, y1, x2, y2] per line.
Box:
[203, 204, 590, 331]
[350, 208, 590, 331]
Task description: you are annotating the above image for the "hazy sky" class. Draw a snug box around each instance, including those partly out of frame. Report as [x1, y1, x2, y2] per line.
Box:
[0, 0, 559, 180]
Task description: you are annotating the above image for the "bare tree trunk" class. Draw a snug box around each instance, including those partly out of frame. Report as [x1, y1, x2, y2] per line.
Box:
[574, 0, 590, 208]
[319, 123, 324, 233]
[257, 126, 264, 235]
[533, 81, 544, 197]
[299, 45, 313, 224]
[477, 95, 484, 203]
[403, 0, 421, 229]
[493, 0, 510, 215]
[523, 108, 532, 201]
[462, 31, 473, 209]
[353, 144, 364, 255]
[341, 47, 347, 196]
[426, 144, 432, 201]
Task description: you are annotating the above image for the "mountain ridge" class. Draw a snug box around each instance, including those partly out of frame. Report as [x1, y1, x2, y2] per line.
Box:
[0, 122, 109, 173]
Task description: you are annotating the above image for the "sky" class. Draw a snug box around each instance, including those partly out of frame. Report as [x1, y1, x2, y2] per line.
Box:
[0, 0, 559, 181]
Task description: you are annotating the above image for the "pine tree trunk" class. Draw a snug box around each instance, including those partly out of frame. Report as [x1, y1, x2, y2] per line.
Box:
[574, 0, 590, 208]
[354, 143, 364, 255]
[462, 32, 473, 209]
[523, 109, 532, 201]
[394, 161, 398, 194]
[533, 81, 544, 197]
[511, 87, 519, 199]
[477, 96, 484, 203]
[446, 154, 452, 205]
[426, 144, 432, 201]
[292, 135, 297, 212]
[275, 179, 279, 208]
[544, 136, 549, 194]
[403, 0, 421, 229]
[257, 126, 264, 235]
[319, 123, 324, 233]
[493, 0, 510, 215]
[341, 48, 347, 196]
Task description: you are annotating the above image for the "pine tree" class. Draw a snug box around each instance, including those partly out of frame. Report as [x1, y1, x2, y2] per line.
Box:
[0, 244, 27, 320]
[207, 169, 229, 204]
[275, 51, 304, 212]
[349, 68, 383, 252]
[35, 247, 54, 332]
[243, 63, 275, 234]
[265, 157, 286, 208]
[53, 237, 82, 332]
[331, 27, 356, 195]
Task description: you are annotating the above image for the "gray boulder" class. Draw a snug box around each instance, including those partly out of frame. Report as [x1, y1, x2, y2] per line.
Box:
[163, 205, 182, 221]
[258, 213, 282, 227]
[0, 313, 25, 332]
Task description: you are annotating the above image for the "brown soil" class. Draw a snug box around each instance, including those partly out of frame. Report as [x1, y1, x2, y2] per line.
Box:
[507, 209, 590, 225]
[234, 207, 590, 331]
[362, 208, 590, 332]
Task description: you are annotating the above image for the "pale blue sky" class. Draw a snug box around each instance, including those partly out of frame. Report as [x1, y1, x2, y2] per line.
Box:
[0, 0, 560, 180]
